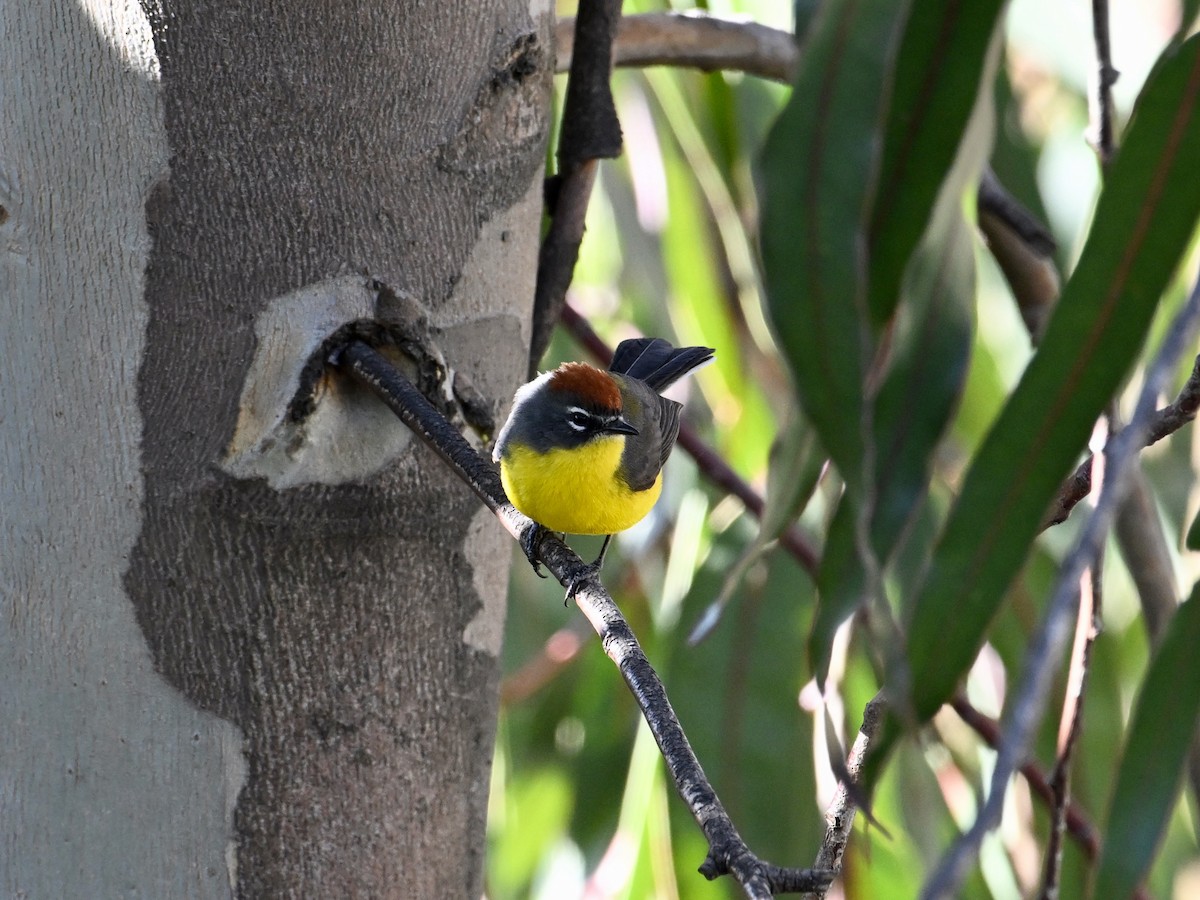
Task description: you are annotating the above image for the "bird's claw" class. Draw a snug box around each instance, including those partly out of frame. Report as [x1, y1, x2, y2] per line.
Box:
[564, 561, 602, 607]
[520, 522, 548, 578]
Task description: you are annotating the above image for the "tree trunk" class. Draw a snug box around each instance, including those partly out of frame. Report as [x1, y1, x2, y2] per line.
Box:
[2, 1, 550, 896]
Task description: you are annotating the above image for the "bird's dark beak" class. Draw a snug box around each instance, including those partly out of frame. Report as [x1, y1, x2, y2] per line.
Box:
[605, 417, 639, 436]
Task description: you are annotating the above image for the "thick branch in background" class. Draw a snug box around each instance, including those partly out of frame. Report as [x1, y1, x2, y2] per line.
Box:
[334, 339, 832, 899]
[977, 169, 1061, 342]
[556, 12, 799, 81]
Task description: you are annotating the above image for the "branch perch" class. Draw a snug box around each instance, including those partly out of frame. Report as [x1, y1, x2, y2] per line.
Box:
[332, 339, 832, 898]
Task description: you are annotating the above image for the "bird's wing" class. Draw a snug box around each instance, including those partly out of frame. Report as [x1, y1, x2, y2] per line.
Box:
[618, 389, 683, 494]
[655, 395, 682, 472]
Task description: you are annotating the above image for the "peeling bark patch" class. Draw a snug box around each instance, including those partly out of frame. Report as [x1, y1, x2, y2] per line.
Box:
[222, 268, 523, 492]
[462, 506, 511, 656]
[221, 277, 423, 489]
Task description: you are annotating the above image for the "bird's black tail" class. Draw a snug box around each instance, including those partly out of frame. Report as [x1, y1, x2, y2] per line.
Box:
[609, 338, 715, 391]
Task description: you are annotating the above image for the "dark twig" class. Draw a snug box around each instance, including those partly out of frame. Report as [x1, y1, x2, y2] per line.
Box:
[530, 161, 598, 376]
[333, 339, 831, 898]
[924, 272, 1200, 900]
[560, 303, 820, 575]
[1043, 353, 1200, 529]
[949, 696, 1100, 859]
[1090, 0, 1120, 167]
[529, 0, 624, 374]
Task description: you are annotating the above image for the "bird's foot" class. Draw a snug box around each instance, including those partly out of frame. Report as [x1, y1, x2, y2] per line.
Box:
[564, 560, 602, 606]
[563, 537, 612, 606]
[520, 522, 549, 578]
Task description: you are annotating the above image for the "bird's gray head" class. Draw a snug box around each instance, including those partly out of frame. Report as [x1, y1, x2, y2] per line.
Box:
[493, 363, 639, 459]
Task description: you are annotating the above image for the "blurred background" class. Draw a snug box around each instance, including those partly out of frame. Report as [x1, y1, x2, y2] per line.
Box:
[486, 1, 1200, 897]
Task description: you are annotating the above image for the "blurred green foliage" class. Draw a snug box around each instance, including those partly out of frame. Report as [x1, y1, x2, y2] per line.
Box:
[488, 1, 1200, 898]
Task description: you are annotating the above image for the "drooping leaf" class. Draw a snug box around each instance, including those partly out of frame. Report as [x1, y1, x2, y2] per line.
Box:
[808, 30, 999, 685]
[760, 0, 909, 500]
[905, 34, 1200, 723]
[866, 0, 1008, 326]
[1093, 584, 1200, 899]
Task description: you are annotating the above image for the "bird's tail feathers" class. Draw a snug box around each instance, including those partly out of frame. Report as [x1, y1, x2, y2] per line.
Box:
[609, 338, 715, 391]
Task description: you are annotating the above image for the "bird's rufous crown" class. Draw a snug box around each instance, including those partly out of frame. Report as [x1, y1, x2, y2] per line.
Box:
[548, 362, 621, 412]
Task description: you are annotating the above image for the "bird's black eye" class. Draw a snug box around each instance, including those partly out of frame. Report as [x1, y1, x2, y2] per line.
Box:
[566, 410, 592, 432]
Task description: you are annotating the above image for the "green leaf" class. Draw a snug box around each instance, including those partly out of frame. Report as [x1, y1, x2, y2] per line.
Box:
[808, 31, 998, 686]
[1185, 504, 1200, 550]
[760, 0, 908, 499]
[1093, 584, 1200, 899]
[905, 34, 1200, 722]
[867, 0, 1007, 325]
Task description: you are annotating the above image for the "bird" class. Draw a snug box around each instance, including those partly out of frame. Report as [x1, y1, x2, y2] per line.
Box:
[493, 337, 715, 599]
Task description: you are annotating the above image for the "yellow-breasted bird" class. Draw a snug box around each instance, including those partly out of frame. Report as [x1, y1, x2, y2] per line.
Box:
[493, 337, 715, 593]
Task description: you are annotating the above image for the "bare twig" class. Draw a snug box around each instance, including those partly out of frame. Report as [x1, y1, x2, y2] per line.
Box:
[1043, 353, 1200, 529]
[333, 339, 832, 898]
[1114, 468, 1179, 645]
[804, 693, 886, 899]
[1040, 559, 1102, 899]
[949, 696, 1100, 857]
[556, 12, 799, 82]
[529, 0, 624, 374]
[530, 161, 598, 375]
[1089, 0, 1120, 167]
[560, 303, 820, 575]
[923, 272, 1200, 900]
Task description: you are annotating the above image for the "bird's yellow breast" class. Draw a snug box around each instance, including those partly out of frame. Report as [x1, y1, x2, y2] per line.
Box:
[500, 436, 662, 535]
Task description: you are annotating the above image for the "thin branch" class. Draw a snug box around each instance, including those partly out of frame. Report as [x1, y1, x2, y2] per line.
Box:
[1114, 467, 1178, 644]
[556, 12, 799, 82]
[949, 696, 1100, 859]
[529, 0, 624, 374]
[1043, 353, 1200, 529]
[804, 693, 886, 899]
[530, 161, 598, 376]
[1089, 0, 1120, 167]
[332, 339, 832, 898]
[977, 169, 1061, 343]
[1039, 559, 1102, 899]
[923, 270, 1200, 900]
